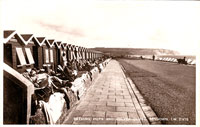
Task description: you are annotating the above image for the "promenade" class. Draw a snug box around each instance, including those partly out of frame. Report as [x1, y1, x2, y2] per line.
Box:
[63, 60, 149, 125]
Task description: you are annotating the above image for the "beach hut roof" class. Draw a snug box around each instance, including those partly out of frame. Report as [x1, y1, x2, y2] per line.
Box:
[61, 43, 67, 49]
[21, 34, 33, 41]
[36, 37, 46, 45]
[21, 34, 41, 46]
[71, 45, 76, 50]
[67, 44, 72, 50]
[43, 39, 51, 48]
[75, 46, 80, 51]
[48, 39, 55, 46]
[3, 30, 26, 45]
[55, 41, 62, 48]
[82, 47, 86, 51]
[4, 30, 16, 39]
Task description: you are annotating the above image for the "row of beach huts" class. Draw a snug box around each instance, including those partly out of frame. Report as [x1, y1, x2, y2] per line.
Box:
[3, 30, 110, 124]
[3, 30, 104, 73]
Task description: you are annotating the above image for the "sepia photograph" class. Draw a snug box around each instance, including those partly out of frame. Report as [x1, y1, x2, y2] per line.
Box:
[1, 0, 199, 126]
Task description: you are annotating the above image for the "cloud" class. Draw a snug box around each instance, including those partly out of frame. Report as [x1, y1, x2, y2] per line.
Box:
[2, 0, 200, 54]
[37, 21, 85, 37]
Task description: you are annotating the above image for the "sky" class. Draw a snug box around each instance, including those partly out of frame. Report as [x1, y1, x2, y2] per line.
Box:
[1, 0, 200, 55]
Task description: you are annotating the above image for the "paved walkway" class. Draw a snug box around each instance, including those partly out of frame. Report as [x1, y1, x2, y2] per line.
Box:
[63, 60, 148, 125]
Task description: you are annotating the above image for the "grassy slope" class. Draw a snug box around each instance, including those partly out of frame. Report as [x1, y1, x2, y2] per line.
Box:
[118, 59, 195, 125]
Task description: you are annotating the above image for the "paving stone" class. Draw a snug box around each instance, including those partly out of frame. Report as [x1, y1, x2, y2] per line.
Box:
[107, 92, 115, 95]
[109, 86, 116, 88]
[129, 91, 134, 94]
[116, 107, 137, 112]
[83, 110, 93, 117]
[107, 102, 125, 107]
[108, 95, 124, 99]
[142, 106, 152, 111]
[128, 112, 140, 119]
[84, 98, 100, 102]
[115, 88, 127, 90]
[98, 95, 108, 99]
[99, 98, 115, 102]
[116, 92, 130, 96]
[92, 111, 106, 117]
[95, 89, 104, 92]
[108, 90, 115, 93]
[116, 90, 123, 93]
[95, 106, 116, 112]
[63, 60, 145, 125]
[121, 86, 128, 89]
[125, 102, 134, 107]
[83, 110, 106, 117]
[95, 92, 102, 95]
[124, 95, 132, 99]
[116, 98, 133, 103]
[140, 103, 147, 107]
[122, 90, 129, 93]
[145, 110, 157, 118]
[101, 91, 109, 94]
[106, 111, 128, 118]
[79, 102, 89, 106]
[76, 105, 96, 111]
[88, 101, 107, 106]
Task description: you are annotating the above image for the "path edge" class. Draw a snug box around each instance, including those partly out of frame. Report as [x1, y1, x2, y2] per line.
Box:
[120, 63, 162, 125]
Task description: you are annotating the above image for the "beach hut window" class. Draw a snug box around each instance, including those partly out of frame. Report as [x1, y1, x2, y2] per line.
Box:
[70, 51, 73, 61]
[78, 52, 82, 59]
[16, 47, 27, 66]
[67, 50, 71, 61]
[25, 48, 35, 64]
[45, 49, 49, 63]
[82, 52, 85, 59]
[72, 52, 76, 60]
[50, 49, 54, 63]
[86, 52, 89, 59]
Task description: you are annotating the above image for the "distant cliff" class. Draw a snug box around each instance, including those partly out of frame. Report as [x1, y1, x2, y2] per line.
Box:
[90, 48, 180, 56]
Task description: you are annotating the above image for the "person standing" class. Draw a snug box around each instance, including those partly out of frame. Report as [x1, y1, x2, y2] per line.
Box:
[62, 52, 67, 68]
[153, 55, 155, 61]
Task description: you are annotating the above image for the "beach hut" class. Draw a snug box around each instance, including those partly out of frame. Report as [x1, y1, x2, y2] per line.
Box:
[21, 34, 44, 70]
[78, 46, 83, 60]
[34, 37, 56, 72]
[34, 37, 46, 69]
[61, 42, 67, 54]
[71, 45, 77, 61]
[85, 48, 89, 60]
[75, 46, 83, 62]
[48, 39, 57, 71]
[3, 30, 34, 124]
[54, 41, 62, 68]
[81, 47, 86, 60]
[3, 30, 35, 73]
[91, 51, 94, 60]
[39, 38, 55, 72]
[67, 44, 73, 62]
[60, 42, 67, 66]
[89, 50, 93, 60]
